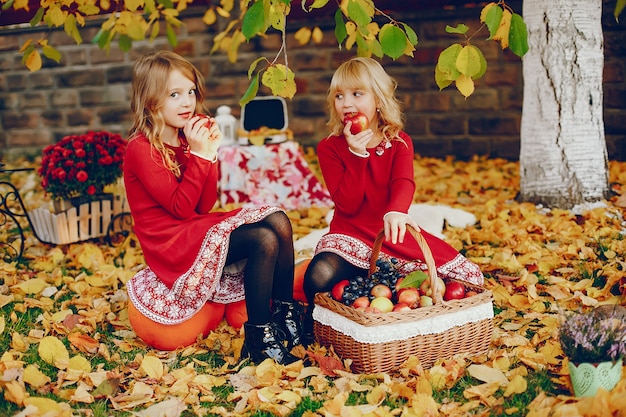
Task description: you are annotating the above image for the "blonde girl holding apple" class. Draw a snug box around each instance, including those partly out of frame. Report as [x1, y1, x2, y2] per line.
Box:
[124, 50, 304, 364]
[302, 57, 484, 343]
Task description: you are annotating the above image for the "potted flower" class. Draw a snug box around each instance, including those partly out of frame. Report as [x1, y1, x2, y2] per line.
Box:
[558, 305, 626, 397]
[38, 131, 126, 209]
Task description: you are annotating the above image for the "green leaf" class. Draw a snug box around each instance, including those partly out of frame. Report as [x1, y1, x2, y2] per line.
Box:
[398, 270, 428, 289]
[346, 0, 371, 28]
[166, 22, 178, 47]
[435, 65, 454, 90]
[471, 45, 488, 79]
[242, 1, 266, 41]
[616, 0, 626, 21]
[64, 14, 82, 44]
[261, 64, 296, 98]
[127, 20, 146, 41]
[401, 22, 418, 46]
[482, 2, 503, 40]
[445, 24, 469, 35]
[29, 7, 44, 27]
[334, 8, 347, 47]
[2, 0, 15, 11]
[302, 0, 330, 12]
[455, 44, 483, 78]
[379, 23, 406, 60]
[144, 0, 156, 14]
[240, 73, 260, 106]
[508, 13, 529, 58]
[436, 43, 462, 81]
[42, 45, 62, 63]
[118, 34, 132, 52]
[156, 0, 174, 8]
[248, 56, 266, 79]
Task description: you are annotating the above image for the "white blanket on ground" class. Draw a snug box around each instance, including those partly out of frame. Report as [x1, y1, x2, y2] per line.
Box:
[294, 203, 477, 254]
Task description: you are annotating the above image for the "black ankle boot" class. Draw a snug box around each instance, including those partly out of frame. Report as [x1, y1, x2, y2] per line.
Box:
[241, 322, 299, 365]
[301, 307, 316, 347]
[271, 300, 305, 349]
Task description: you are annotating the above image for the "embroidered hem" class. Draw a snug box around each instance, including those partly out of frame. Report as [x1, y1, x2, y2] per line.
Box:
[315, 233, 484, 285]
[127, 206, 281, 325]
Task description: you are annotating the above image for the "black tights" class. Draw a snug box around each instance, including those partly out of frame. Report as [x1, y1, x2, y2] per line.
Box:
[225, 211, 294, 325]
[303, 251, 366, 307]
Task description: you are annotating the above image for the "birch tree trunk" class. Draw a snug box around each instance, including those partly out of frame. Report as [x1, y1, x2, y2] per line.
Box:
[519, 0, 610, 209]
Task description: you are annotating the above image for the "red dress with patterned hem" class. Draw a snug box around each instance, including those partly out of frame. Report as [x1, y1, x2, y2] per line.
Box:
[123, 134, 281, 324]
[316, 132, 484, 285]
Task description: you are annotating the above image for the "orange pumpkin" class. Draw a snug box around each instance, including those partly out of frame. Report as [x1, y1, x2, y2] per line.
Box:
[224, 300, 247, 330]
[128, 300, 225, 350]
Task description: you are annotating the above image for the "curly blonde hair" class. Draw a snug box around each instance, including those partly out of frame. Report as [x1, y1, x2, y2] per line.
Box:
[326, 57, 404, 141]
[129, 50, 207, 177]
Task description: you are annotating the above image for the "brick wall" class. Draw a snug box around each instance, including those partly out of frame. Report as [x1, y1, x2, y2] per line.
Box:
[0, 1, 624, 161]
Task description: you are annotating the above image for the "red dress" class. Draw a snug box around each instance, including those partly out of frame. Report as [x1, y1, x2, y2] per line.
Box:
[316, 132, 484, 285]
[124, 134, 281, 324]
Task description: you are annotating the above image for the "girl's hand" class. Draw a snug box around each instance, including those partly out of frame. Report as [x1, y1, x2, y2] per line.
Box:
[384, 212, 420, 245]
[343, 122, 372, 155]
[185, 115, 222, 160]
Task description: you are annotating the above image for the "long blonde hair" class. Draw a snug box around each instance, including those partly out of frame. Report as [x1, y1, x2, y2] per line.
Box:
[129, 50, 207, 177]
[327, 57, 404, 141]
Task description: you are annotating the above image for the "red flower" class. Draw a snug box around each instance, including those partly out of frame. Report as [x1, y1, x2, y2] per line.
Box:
[76, 170, 88, 182]
[38, 131, 126, 202]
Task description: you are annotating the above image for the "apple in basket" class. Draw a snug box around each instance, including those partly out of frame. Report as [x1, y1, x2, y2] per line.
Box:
[352, 296, 370, 310]
[420, 295, 434, 307]
[343, 112, 369, 135]
[370, 283, 393, 299]
[331, 279, 350, 302]
[392, 302, 412, 312]
[444, 281, 466, 301]
[420, 276, 446, 299]
[370, 296, 394, 313]
[397, 287, 420, 309]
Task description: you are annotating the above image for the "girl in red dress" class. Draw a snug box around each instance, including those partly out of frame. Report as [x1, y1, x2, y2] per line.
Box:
[124, 51, 303, 364]
[303, 57, 484, 340]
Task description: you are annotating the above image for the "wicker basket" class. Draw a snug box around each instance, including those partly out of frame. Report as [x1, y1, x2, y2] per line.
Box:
[313, 226, 494, 373]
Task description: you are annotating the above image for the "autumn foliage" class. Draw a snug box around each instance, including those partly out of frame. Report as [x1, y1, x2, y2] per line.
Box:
[1, 154, 625, 415]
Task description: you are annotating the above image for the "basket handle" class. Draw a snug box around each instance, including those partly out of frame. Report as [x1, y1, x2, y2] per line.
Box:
[369, 225, 445, 305]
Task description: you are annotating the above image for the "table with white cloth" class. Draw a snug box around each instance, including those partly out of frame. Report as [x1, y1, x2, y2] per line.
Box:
[217, 141, 333, 210]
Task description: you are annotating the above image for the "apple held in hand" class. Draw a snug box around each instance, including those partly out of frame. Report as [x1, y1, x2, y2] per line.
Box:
[196, 114, 213, 128]
[343, 112, 369, 134]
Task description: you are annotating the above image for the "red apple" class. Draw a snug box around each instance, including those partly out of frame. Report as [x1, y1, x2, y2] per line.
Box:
[331, 279, 350, 302]
[370, 284, 393, 299]
[352, 296, 370, 310]
[444, 281, 466, 301]
[343, 112, 369, 134]
[397, 287, 420, 309]
[196, 113, 212, 128]
[392, 302, 412, 312]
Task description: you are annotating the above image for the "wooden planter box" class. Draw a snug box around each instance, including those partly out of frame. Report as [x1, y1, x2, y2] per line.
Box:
[28, 195, 129, 245]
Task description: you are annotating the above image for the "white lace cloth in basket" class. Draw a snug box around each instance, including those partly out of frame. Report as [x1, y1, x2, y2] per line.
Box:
[313, 302, 494, 344]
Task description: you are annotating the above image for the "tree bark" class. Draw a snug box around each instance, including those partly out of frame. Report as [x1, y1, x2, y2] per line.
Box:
[519, 0, 610, 209]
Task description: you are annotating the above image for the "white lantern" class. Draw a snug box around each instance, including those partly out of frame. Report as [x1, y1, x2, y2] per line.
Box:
[215, 105, 237, 146]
